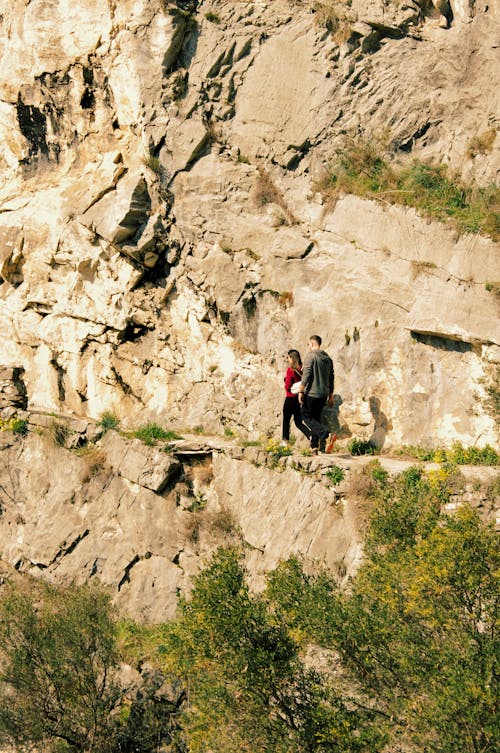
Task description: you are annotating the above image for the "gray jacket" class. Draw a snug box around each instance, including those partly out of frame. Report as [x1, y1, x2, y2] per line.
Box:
[302, 349, 334, 398]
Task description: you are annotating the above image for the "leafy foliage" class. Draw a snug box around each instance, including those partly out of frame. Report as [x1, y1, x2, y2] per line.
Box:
[0, 583, 187, 753]
[266, 470, 499, 753]
[348, 437, 376, 456]
[325, 465, 345, 486]
[0, 581, 121, 753]
[0, 415, 28, 435]
[160, 547, 384, 753]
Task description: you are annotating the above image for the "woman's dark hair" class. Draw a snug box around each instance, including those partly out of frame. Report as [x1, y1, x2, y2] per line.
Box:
[288, 349, 302, 369]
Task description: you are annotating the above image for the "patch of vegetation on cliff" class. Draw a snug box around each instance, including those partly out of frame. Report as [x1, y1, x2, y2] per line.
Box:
[319, 140, 500, 240]
[395, 441, 499, 466]
[1, 468, 497, 753]
[154, 466, 498, 753]
[0, 414, 28, 435]
[0, 581, 186, 753]
[126, 422, 182, 446]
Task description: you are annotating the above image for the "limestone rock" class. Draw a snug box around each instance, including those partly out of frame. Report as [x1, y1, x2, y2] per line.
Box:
[100, 431, 181, 493]
[0, 0, 498, 453]
[82, 173, 151, 245]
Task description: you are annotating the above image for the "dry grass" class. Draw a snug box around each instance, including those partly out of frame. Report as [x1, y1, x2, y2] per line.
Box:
[46, 419, 70, 448]
[186, 506, 239, 545]
[278, 291, 294, 308]
[466, 128, 497, 159]
[311, 1, 353, 43]
[347, 465, 377, 500]
[190, 458, 214, 487]
[254, 166, 298, 224]
[411, 259, 437, 279]
[76, 446, 107, 482]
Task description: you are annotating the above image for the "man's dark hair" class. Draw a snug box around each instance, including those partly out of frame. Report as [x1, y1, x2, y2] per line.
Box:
[310, 335, 322, 346]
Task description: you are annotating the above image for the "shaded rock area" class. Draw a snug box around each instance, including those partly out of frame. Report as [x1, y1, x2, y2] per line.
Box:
[0, 367, 27, 410]
[0, 419, 497, 622]
[0, 0, 498, 454]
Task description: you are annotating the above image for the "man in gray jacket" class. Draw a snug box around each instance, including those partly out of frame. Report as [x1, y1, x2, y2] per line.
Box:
[298, 335, 334, 453]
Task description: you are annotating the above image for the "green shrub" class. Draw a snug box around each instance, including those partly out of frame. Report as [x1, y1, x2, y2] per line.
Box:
[0, 582, 185, 753]
[265, 438, 292, 466]
[263, 473, 499, 753]
[396, 442, 498, 466]
[0, 581, 121, 752]
[325, 465, 345, 486]
[348, 437, 376, 455]
[446, 442, 498, 466]
[161, 547, 385, 753]
[129, 423, 182, 446]
[97, 410, 120, 432]
[204, 11, 220, 23]
[0, 416, 29, 436]
[369, 459, 389, 484]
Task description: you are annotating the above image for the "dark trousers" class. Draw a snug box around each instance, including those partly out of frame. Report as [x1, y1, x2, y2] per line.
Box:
[282, 396, 310, 442]
[301, 395, 329, 449]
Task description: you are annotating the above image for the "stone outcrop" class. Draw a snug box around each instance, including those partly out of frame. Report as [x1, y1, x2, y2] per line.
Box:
[0, 425, 497, 621]
[0, 366, 27, 410]
[0, 0, 498, 453]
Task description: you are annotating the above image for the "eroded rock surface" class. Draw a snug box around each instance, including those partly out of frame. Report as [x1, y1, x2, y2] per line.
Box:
[0, 0, 498, 453]
[0, 426, 497, 621]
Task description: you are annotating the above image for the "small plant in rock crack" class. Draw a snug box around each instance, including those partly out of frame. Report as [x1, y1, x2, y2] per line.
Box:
[204, 11, 220, 23]
[97, 411, 120, 433]
[47, 419, 70, 448]
[0, 415, 28, 436]
[265, 438, 292, 458]
[142, 154, 162, 174]
[189, 491, 207, 512]
[325, 465, 345, 486]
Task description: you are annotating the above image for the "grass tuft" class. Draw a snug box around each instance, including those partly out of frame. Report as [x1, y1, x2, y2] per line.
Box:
[318, 139, 500, 240]
[129, 423, 182, 446]
[97, 411, 120, 433]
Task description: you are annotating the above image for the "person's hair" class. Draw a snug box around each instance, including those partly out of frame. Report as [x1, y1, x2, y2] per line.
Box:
[310, 335, 322, 346]
[287, 349, 302, 369]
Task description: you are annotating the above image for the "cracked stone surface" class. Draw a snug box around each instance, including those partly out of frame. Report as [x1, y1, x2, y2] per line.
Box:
[0, 426, 497, 621]
[0, 0, 498, 459]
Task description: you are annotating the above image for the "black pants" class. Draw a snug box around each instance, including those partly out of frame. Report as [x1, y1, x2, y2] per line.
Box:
[301, 395, 329, 449]
[282, 396, 310, 442]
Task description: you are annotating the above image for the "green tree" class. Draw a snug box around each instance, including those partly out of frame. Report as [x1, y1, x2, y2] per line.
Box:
[162, 547, 385, 753]
[0, 580, 121, 753]
[266, 470, 499, 753]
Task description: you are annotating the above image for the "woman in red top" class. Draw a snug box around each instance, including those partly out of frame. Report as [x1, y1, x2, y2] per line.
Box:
[282, 349, 309, 445]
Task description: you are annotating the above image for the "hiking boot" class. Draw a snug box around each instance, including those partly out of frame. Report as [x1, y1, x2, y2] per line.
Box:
[319, 435, 328, 453]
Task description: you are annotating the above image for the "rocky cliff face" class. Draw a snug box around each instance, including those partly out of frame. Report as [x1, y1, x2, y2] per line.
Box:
[0, 0, 499, 450]
[1, 423, 497, 622]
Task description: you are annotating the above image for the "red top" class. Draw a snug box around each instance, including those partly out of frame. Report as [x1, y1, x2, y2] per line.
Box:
[284, 366, 302, 397]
